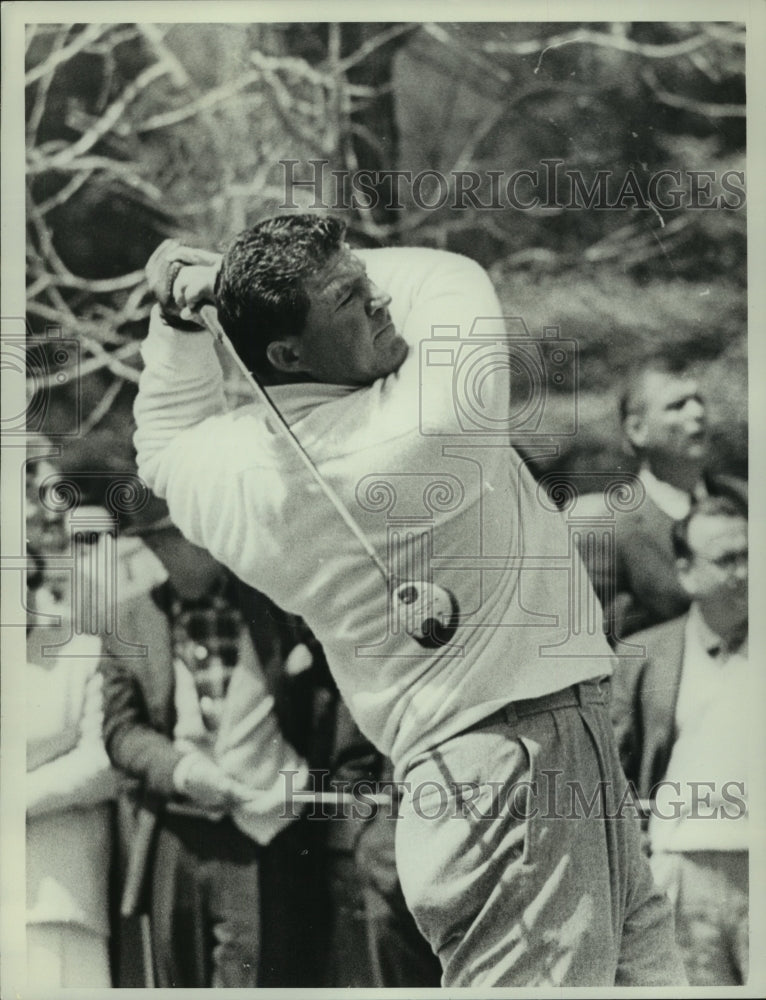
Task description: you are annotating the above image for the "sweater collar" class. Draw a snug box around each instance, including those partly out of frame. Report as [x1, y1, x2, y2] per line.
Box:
[266, 381, 358, 426]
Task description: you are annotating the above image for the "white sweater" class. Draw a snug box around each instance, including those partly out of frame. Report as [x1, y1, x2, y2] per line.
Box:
[135, 247, 613, 776]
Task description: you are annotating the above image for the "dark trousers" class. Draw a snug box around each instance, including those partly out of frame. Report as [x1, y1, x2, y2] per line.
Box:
[150, 812, 261, 988]
[356, 808, 442, 987]
[317, 810, 441, 988]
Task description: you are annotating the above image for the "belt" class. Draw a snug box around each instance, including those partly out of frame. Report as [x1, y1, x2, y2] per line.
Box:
[401, 677, 612, 783]
[510, 676, 610, 719]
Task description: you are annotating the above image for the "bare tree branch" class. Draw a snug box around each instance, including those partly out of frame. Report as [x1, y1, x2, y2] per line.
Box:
[26, 268, 145, 295]
[25, 24, 114, 85]
[136, 23, 190, 87]
[337, 24, 420, 73]
[422, 24, 512, 83]
[85, 26, 143, 57]
[25, 24, 39, 53]
[702, 24, 746, 46]
[476, 26, 745, 71]
[29, 194, 142, 304]
[533, 27, 742, 72]
[36, 171, 95, 215]
[27, 195, 74, 281]
[80, 339, 142, 384]
[137, 73, 263, 132]
[250, 49, 330, 88]
[78, 377, 125, 435]
[346, 121, 387, 159]
[583, 215, 693, 264]
[254, 60, 329, 151]
[27, 27, 68, 144]
[27, 154, 163, 202]
[642, 68, 745, 118]
[35, 61, 173, 170]
[26, 299, 74, 326]
[26, 340, 142, 394]
[451, 103, 508, 175]
[347, 81, 394, 99]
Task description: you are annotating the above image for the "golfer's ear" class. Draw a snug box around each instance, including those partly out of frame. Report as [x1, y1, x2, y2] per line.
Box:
[266, 339, 304, 375]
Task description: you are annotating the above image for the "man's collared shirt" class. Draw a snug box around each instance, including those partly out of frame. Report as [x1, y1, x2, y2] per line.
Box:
[638, 466, 708, 522]
[649, 604, 749, 853]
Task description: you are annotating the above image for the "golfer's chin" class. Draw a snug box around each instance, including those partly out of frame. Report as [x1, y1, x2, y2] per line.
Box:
[380, 332, 409, 376]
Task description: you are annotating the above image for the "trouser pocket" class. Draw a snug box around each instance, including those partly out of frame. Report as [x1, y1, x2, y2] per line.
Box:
[395, 720, 540, 953]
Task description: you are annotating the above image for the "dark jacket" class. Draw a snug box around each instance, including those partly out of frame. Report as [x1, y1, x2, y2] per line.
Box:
[101, 585, 182, 802]
[101, 579, 313, 915]
[584, 472, 746, 640]
[609, 615, 685, 800]
[101, 585, 188, 918]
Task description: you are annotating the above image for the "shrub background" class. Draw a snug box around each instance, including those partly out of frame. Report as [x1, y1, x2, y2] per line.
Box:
[24, 21, 747, 488]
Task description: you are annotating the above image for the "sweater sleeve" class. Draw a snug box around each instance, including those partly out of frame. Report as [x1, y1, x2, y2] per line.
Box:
[133, 305, 228, 503]
[361, 248, 508, 437]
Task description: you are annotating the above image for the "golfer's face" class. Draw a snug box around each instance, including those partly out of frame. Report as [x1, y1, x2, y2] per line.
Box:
[297, 250, 408, 386]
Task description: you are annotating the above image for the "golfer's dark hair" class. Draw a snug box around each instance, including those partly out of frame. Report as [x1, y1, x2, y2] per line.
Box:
[671, 494, 747, 560]
[215, 214, 347, 377]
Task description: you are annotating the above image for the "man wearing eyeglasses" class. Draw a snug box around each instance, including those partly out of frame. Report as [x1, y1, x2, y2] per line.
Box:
[610, 494, 749, 986]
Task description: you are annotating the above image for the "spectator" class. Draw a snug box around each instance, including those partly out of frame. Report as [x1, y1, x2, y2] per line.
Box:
[310, 691, 441, 988]
[26, 548, 116, 990]
[610, 494, 749, 985]
[101, 503, 309, 988]
[582, 358, 746, 641]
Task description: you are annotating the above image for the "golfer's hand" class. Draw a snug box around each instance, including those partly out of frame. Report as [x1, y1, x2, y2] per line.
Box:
[146, 239, 221, 322]
[173, 752, 252, 811]
[172, 265, 221, 322]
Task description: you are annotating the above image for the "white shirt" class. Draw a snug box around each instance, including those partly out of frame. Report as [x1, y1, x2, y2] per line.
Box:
[134, 247, 614, 778]
[649, 604, 749, 852]
[171, 616, 309, 845]
[117, 540, 309, 844]
[638, 466, 707, 522]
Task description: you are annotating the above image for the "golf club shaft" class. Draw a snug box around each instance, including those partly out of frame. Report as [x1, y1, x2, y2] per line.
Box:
[197, 302, 391, 585]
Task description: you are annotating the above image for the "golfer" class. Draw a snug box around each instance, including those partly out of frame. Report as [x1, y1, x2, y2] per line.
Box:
[134, 214, 686, 987]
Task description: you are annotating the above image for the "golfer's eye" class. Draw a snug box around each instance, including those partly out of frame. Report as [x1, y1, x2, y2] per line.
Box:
[339, 277, 365, 308]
